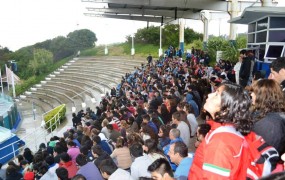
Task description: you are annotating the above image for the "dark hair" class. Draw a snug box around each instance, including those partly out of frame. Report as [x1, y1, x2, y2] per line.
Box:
[72, 174, 87, 180]
[60, 152, 71, 163]
[54, 145, 64, 154]
[214, 83, 252, 135]
[240, 49, 247, 55]
[116, 137, 125, 148]
[67, 140, 76, 147]
[251, 79, 285, 120]
[159, 125, 171, 139]
[92, 145, 104, 156]
[45, 155, 55, 166]
[147, 158, 173, 177]
[130, 143, 143, 157]
[56, 167, 69, 180]
[76, 154, 88, 167]
[106, 124, 113, 130]
[173, 141, 188, 158]
[197, 123, 211, 137]
[142, 114, 150, 121]
[144, 139, 162, 155]
[270, 57, 285, 73]
[92, 135, 101, 144]
[99, 159, 118, 176]
[172, 111, 181, 121]
[184, 104, 195, 114]
[80, 145, 89, 156]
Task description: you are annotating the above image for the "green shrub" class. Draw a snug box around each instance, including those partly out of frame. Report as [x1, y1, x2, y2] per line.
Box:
[44, 104, 66, 131]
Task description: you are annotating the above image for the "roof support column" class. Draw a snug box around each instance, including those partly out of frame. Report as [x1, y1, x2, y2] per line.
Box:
[201, 11, 210, 49]
[261, 0, 273, 7]
[229, 0, 239, 40]
[179, 18, 185, 54]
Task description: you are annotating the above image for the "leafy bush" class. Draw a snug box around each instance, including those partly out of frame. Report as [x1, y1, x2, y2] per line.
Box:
[43, 104, 66, 132]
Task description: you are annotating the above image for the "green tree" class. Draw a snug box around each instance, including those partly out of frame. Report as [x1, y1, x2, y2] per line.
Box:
[67, 29, 97, 51]
[28, 48, 53, 76]
[128, 24, 202, 48]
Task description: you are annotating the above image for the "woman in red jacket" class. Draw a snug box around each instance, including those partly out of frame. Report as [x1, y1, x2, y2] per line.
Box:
[189, 83, 252, 180]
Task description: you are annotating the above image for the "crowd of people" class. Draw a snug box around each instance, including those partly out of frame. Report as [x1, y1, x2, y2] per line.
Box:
[1, 49, 285, 180]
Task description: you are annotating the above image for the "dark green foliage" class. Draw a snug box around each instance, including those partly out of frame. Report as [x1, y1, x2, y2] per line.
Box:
[127, 24, 202, 48]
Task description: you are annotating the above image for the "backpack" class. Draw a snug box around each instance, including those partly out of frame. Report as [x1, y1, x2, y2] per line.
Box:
[206, 126, 279, 180]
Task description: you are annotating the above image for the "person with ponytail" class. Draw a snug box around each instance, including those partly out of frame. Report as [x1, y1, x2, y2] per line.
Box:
[188, 83, 252, 180]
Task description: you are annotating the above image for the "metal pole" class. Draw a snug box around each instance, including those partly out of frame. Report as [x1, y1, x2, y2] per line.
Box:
[0, 69, 3, 94]
[11, 68, 16, 98]
[159, 26, 163, 57]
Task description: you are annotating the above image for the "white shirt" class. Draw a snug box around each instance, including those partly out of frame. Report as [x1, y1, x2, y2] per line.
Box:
[40, 163, 59, 180]
[177, 121, 191, 148]
[131, 155, 152, 180]
[187, 113, 198, 137]
[109, 168, 134, 180]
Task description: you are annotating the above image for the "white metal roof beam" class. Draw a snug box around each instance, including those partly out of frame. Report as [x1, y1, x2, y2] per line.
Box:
[82, 0, 228, 11]
[86, 7, 201, 19]
[84, 13, 174, 23]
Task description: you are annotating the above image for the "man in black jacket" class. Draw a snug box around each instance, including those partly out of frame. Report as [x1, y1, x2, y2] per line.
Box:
[270, 57, 285, 92]
[239, 49, 252, 87]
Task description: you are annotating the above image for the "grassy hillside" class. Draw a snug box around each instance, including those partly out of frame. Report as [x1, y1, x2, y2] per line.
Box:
[81, 43, 164, 58]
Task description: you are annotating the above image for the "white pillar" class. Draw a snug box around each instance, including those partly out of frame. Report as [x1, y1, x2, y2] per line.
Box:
[105, 44, 108, 55]
[131, 35, 135, 56]
[159, 26, 163, 57]
[261, 0, 273, 7]
[201, 11, 210, 43]
[229, 0, 239, 40]
[179, 18, 185, 53]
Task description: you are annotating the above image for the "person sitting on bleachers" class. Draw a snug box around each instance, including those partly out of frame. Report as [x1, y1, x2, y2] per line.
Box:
[58, 153, 78, 179]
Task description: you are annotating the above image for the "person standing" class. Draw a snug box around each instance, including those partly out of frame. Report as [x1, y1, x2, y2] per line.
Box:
[239, 50, 251, 87]
[233, 56, 242, 85]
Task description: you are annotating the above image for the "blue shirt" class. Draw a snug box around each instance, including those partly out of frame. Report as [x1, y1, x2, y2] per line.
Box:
[174, 156, 193, 179]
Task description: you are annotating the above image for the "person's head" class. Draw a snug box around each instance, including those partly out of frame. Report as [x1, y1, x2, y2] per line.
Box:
[130, 143, 143, 158]
[99, 159, 118, 179]
[250, 79, 285, 118]
[106, 124, 114, 132]
[184, 103, 195, 114]
[102, 119, 109, 127]
[60, 152, 71, 163]
[143, 139, 158, 154]
[56, 167, 69, 180]
[172, 111, 181, 124]
[76, 154, 88, 167]
[240, 49, 247, 58]
[53, 145, 63, 157]
[67, 140, 76, 148]
[204, 83, 252, 135]
[91, 145, 104, 158]
[45, 155, 55, 166]
[158, 125, 171, 139]
[169, 128, 180, 140]
[168, 142, 188, 165]
[92, 135, 101, 145]
[142, 114, 151, 123]
[269, 57, 285, 84]
[196, 123, 211, 142]
[116, 137, 125, 148]
[147, 158, 174, 180]
[72, 174, 87, 180]
[6, 165, 18, 176]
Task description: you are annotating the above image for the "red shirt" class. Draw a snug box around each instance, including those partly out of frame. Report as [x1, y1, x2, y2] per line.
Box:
[189, 121, 247, 180]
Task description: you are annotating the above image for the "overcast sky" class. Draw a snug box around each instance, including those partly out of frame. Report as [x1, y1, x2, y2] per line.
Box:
[0, 0, 284, 51]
